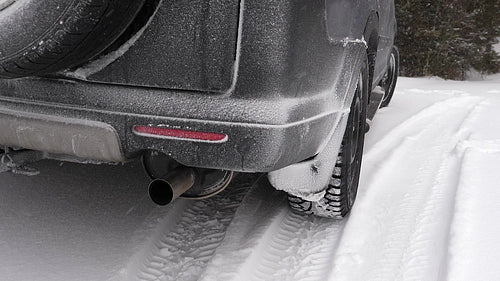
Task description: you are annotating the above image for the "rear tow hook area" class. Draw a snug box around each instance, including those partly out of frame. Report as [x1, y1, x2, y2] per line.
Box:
[143, 151, 234, 205]
[0, 148, 43, 176]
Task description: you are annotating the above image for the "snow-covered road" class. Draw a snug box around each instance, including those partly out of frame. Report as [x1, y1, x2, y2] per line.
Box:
[1, 76, 500, 281]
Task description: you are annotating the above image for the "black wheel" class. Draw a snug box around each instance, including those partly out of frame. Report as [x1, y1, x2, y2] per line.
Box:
[0, 0, 145, 78]
[288, 56, 369, 219]
[379, 46, 399, 108]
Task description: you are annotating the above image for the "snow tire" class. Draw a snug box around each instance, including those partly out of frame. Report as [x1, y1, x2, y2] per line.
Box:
[288, 55, 369, 219]
[0, 0, 145, 78]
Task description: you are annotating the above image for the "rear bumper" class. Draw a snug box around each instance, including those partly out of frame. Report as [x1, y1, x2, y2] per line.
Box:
[0, 107, 124, 163]
[0, 77, 348, 172]
[0, 0, 367, 172]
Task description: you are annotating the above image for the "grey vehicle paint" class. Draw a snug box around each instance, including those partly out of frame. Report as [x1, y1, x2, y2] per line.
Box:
[0, 0, 397, 182]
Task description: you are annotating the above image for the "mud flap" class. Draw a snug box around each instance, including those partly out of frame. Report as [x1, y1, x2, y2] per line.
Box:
[267, 112, 349, 200]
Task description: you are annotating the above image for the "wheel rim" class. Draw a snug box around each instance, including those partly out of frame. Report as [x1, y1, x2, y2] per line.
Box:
[347, 72, 365, 207]
[350, 73, 363, 164]
[0, 0, 16, 11]
[381, 52, 396, 104]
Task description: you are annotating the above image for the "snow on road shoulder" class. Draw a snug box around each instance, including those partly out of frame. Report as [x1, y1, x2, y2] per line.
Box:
[446, 94, 500, 281]
[446, 150, 500, 281]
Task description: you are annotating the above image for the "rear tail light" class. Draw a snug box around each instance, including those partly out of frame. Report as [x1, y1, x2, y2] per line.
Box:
[133, 126, 228, 143]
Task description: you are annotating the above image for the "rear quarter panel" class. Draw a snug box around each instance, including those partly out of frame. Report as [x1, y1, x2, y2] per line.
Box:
[326, 0, 396, 84]
[325, 0, 377, 41]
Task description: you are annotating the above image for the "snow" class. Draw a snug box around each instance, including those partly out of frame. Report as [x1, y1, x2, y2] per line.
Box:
[494, 39, 500, 55]
[0, 161, 158, 281]
[446, 151, 500, 281]
[1, 76, 500, 280]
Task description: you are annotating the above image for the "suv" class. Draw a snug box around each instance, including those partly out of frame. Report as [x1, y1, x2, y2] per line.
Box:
[0, 0, 398, 218]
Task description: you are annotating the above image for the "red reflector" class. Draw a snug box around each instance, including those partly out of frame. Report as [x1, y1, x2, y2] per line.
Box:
[133, 126, 227, 143]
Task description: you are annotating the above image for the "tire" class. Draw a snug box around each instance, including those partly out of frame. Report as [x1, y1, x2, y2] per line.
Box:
[288, 55, 369, 219]
[0, 0, 146, 78]
[379, 46, 399, 108]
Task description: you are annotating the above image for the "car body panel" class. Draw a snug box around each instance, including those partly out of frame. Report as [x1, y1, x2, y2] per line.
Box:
[0, 0, 397, 174]
[85, 0, 240, 92]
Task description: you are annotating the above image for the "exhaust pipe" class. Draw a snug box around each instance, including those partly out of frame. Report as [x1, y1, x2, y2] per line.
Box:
[148, 166, 196, 205]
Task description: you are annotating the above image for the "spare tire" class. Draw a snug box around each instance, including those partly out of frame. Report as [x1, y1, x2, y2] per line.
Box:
[0, 0, 145, 78]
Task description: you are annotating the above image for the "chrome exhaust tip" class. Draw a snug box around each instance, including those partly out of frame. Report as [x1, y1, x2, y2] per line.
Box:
[148, 166, 196, 205]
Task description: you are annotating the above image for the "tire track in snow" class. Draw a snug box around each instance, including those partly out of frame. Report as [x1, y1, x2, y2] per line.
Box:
[364, 93, 474, 163]
[444, 97, 500, 281]
[329, 95, 483, 281]
[199, 178, 346, 281]
[122, 173, 261, 281]
[251, 211, 345, 281]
